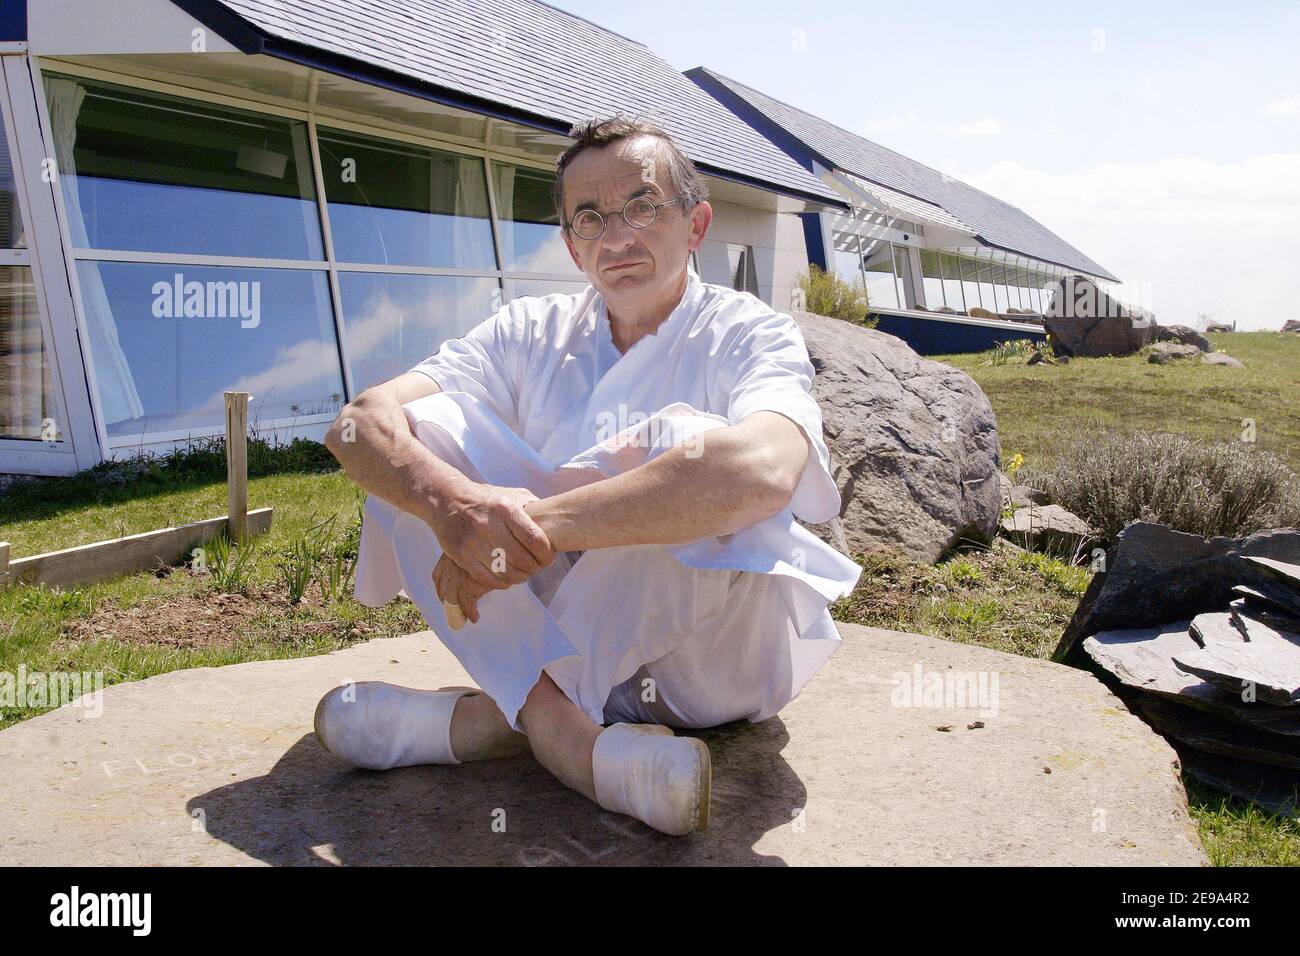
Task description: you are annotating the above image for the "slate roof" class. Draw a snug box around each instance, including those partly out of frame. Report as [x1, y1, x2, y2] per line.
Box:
[839, 172, 970, 233]
[687, 66, 1118, 281]
[171, 0, 848, 208]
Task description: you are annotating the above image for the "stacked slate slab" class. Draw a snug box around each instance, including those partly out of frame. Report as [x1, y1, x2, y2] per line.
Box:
[1054, 522, 1300, 814]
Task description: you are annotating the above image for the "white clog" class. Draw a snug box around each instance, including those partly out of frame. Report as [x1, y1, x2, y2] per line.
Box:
[314, 681, 475, 770]
[592, 722, 711, 835]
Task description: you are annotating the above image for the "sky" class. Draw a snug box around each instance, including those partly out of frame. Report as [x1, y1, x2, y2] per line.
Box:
[549, 0, 1300, 331]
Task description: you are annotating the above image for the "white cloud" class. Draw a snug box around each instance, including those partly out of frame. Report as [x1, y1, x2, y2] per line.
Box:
[1264, 94, 1300, 116]
[862, 113, 916, 136]
[937, 118, 1006, 138]
[958, 154, 1300, 331]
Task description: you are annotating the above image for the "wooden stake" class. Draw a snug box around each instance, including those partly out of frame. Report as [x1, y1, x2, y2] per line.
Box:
[225, 391, 250, 546]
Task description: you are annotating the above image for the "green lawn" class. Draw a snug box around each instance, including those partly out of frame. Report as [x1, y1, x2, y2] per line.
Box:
[1, 457, 425, 733]
[933, 331, 1300, 474]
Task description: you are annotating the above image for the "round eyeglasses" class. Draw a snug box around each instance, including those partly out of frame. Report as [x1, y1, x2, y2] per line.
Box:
[565, 196, 682, 241]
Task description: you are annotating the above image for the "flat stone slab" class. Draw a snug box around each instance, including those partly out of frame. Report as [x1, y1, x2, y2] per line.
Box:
[0, 623, 1206, 866]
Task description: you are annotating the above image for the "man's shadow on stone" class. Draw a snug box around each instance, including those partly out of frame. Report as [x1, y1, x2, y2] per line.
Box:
[189, 717, 806, 865]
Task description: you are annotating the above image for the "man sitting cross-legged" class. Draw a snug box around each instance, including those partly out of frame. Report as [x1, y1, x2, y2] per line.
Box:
[319, 116, 861, 836]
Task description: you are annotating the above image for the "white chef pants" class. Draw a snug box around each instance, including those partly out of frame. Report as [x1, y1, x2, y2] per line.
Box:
[352, 391, 860, 734]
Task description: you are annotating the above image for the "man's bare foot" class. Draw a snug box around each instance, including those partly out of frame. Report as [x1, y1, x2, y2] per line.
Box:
[448, 689, 530, 761]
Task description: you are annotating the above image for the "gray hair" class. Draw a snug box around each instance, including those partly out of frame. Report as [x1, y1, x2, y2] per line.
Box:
[551, 114, 709, 223]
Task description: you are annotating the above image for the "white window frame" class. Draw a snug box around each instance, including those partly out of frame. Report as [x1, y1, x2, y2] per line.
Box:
[0, 54, 102, 474]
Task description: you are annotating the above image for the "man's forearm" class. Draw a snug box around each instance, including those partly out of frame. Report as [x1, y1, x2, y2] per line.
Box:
[325, 393, 474, 525]
[523, 429, 790, 551]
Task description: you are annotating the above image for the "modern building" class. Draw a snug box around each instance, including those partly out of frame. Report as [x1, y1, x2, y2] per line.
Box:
[0, 0, 1113, 477]
[688, 67, 1120, 355]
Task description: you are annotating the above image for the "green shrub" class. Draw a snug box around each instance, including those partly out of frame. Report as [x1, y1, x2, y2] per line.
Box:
[1020, 431, 1300, 543]
[794, 265, 877, 327]
[83, 433, 336, 488]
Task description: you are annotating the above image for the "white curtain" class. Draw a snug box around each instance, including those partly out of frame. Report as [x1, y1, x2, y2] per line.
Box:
[491, 161, 515, 276]
[452, 155, 491, 266]
[46, 76, 144, 427]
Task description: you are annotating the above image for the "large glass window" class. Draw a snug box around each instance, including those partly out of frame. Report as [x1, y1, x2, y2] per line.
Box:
[920, 248, 944, 309]
[940, 253, 965, 312]
[76, 262, 343, 438]
[319, 128, 495, 269]
[493, 161, 581, 276]
[339, 273, 500, 391]
[46, 74, 323, 260]
[830, 231, 864, 289]
[863, 241, 899, 309]
[42, 74, 595, 448]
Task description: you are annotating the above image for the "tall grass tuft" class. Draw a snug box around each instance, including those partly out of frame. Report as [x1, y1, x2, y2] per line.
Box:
[276, 532, 319, 604]
[272, 510, 360, 604]
[203, 533, 260, 594]
[1020, 431, 1300, 543]
[794, 265, 877, 327]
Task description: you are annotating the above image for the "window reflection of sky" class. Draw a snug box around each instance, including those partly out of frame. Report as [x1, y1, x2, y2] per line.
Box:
[497, 219, 582, 275]
[80, 262, 344, 437]
[71, 177, 324, 261]
[338, 273, 500, 391]
[329, 204, 494, 270]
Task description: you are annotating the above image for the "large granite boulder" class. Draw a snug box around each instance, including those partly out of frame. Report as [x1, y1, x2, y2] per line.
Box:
[1152, 324, 1210, 351]
[793, 311, 1002, 564]
[1044, 275, 1155, 357]
[1282, 320, 1300, 333]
